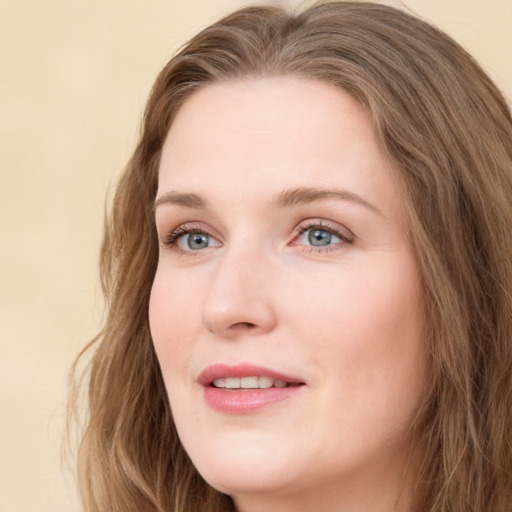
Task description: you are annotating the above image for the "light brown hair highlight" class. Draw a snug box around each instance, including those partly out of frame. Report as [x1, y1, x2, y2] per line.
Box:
[69, 2, 512, 511]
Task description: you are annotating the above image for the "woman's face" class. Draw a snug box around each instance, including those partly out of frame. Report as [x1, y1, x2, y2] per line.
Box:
[150, 77, 427, 511]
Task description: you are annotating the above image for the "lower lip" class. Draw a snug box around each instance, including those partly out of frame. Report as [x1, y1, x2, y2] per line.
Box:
[203, 385, 304, 414]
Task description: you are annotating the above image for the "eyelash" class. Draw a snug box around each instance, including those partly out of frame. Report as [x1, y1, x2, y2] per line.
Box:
[161, 223, 209, 252]
[160, 220, 354, 255]
[294, 220, 354, 252]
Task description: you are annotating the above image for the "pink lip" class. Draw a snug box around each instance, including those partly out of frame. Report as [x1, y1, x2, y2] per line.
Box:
[198, 363, 306, 414]
[198, 363, 304, 386]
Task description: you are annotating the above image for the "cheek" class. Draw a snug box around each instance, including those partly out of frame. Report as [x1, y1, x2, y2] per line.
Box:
[295, 260, 426, 464]
[288, 252, 425, 397]
[148, 267, 202, 373]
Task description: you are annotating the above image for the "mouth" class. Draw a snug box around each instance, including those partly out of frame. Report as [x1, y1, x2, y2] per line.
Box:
[211, 376, 302, 389]
[198, 363, 306, 413]
[198, 363, 305, 388]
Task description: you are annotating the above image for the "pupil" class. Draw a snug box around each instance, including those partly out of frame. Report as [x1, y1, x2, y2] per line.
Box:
[188, 233, 208, 249]
[308, 229, 331, 246]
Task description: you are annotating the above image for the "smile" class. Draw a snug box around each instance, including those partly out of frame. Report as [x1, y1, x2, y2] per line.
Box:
[212, 376, 297, 389]
[199, 364, 306, 413]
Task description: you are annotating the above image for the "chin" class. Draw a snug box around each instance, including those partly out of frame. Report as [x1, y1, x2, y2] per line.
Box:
[184, 433, 300, 496]
[202, 467, 289, 497]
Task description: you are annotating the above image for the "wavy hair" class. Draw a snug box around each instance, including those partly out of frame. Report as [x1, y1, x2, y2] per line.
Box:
[69, 2, 512, 511]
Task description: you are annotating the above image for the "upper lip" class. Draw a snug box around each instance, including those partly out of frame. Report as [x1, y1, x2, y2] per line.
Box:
[198, 363, 305, 386]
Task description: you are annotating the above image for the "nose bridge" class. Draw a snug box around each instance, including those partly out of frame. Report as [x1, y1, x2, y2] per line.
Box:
[201, 240, 277, 337]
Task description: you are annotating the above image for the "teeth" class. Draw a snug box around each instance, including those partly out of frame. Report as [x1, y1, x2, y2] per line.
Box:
[258, 376, 273, 388]
[225, 377, 240, 389]
[241, 376, 259, 388]
[212, 376, 289, 389]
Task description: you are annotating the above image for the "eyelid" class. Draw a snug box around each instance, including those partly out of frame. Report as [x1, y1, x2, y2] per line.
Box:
[291, 219, 355, 248]
[158, 218, 354, 255]
[160, 222, 222, 249]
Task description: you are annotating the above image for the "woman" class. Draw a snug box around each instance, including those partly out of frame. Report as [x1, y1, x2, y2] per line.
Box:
[70, 2, 512, 511]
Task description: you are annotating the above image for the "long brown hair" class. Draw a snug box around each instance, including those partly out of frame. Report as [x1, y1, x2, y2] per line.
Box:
[69, 2, 512, 510]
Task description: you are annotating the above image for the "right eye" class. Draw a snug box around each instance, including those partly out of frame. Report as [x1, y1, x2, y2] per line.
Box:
[163, 224, 222, 253]
[177, 232, 218, 251]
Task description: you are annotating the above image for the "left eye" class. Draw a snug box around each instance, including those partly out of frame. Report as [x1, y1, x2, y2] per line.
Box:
[176, 232, 219, 251]
[297, 227, 342, 247]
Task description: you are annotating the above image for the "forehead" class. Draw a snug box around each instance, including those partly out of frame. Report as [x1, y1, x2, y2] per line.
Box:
[157, 77, 398, 215]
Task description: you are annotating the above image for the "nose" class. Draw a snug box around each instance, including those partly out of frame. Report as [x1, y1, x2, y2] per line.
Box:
[201, 247, 278, 338]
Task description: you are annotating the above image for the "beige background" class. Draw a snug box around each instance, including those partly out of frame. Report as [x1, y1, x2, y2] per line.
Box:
[0, 1, 510, 511]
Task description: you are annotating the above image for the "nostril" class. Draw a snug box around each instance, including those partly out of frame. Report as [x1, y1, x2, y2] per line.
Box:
[232, 322, 256, 330]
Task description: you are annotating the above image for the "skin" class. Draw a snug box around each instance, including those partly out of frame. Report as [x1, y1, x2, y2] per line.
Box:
[150, 77, 427, 512]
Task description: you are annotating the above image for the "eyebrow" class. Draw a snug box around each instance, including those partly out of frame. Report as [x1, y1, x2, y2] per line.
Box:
[272, 187, 382, 214]
[154, 187, 381, 215]
[154, 191, 207, 211]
